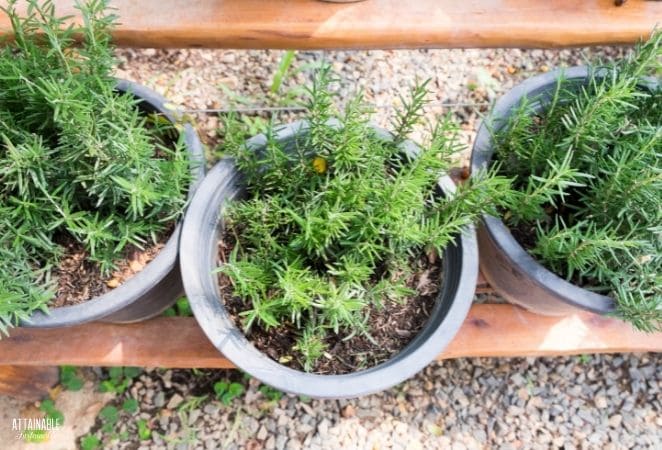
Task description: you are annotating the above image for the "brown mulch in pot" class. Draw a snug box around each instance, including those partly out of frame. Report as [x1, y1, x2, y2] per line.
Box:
[216, 234, 441, 375]
[50, 230, 169, 308]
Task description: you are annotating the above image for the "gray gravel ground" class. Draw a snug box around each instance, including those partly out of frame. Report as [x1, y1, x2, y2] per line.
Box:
[88, 354, 660, 450]
[91, 46, 661, 450]
[113, 46, 630, 160]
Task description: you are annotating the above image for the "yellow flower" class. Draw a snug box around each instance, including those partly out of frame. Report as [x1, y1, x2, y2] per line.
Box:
[312, 156, 327, 174]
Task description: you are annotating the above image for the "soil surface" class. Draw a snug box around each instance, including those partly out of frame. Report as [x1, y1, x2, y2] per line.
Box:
[50, 232, 168, 308]
[509, 222, 540, 253]
[217, 235, 441, 374]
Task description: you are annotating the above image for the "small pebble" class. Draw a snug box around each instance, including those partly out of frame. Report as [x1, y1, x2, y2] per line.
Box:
[166, 393, 184, 409]
[341, 405, 356, 418]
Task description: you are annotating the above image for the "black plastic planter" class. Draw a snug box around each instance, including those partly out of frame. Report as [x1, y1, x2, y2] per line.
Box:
[180, 121, 478, 399]
[471, 66, 638, 316]
[21, 80, 205, 328]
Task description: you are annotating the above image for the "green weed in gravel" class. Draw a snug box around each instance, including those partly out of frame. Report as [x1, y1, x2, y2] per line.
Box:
[59, 365, 84, 391]
[259, 384, 284, 402]
[80, 435, 102, 450]
[213, 380, 245, 405]
[163, 297, 193, 317]
[99, 367, 141, 394]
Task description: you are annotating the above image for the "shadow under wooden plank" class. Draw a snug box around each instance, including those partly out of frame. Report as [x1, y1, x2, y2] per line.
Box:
[0, 365, 58, 401]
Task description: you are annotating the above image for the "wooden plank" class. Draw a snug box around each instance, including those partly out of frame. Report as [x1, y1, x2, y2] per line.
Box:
[0, 304, 659, 369]
[1, 316, 234, 369]
[0, 365, 58, 401]
[441, 304, 662, 359]
[0, 0, 659, 49]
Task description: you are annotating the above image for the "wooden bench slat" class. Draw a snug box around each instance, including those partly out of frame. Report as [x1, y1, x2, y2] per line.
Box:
[0, 0, 659, 49]
[1, 304, 659, 369]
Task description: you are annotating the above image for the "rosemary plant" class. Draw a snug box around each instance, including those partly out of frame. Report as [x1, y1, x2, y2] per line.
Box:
[219, 67, 510, 370]
[493, 31, 661, 332]
[0, 0, 191, 332]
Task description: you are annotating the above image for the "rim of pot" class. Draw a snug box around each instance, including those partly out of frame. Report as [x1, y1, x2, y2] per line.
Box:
[20, 79, 205, 328]
[471, 65, 658, 315]
[180, 121, 478, 399]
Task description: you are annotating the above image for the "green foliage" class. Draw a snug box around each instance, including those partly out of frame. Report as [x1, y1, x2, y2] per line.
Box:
[0, 0, 191, 333]
[97, 404, 128, 439]
[213, 380, 245, 405]
[60, 365, 84, 391]
[122, 367, 142, 378]
[178, 394, 208, 412]
[137, 419, 152, 440]
[81, 435, 102, 450]
[271, 50, 297, 94]
[219, 66, 509, 370]
[493, 31, 661, 331]
[100, 380, 128, 395]
[99, 405, 119, 426]
[40, 398, 64, 425]
[175, 297, 193, 316]
[163, 296, 193, 317]
[89, 391, 144, 444]
[99, 367, 141, 394]
[294, 326, 327, 372]
[258, 384, 284, 402]
[122, 398, 139, 414]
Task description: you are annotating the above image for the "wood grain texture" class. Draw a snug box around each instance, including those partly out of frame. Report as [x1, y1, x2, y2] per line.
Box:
[0, 0, 659, 49]
[0, 365, 58, 401]
[0, 305, 659, 369]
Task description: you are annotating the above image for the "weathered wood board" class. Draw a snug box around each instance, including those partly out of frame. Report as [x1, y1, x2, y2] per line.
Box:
[0, 0, 659, 49]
